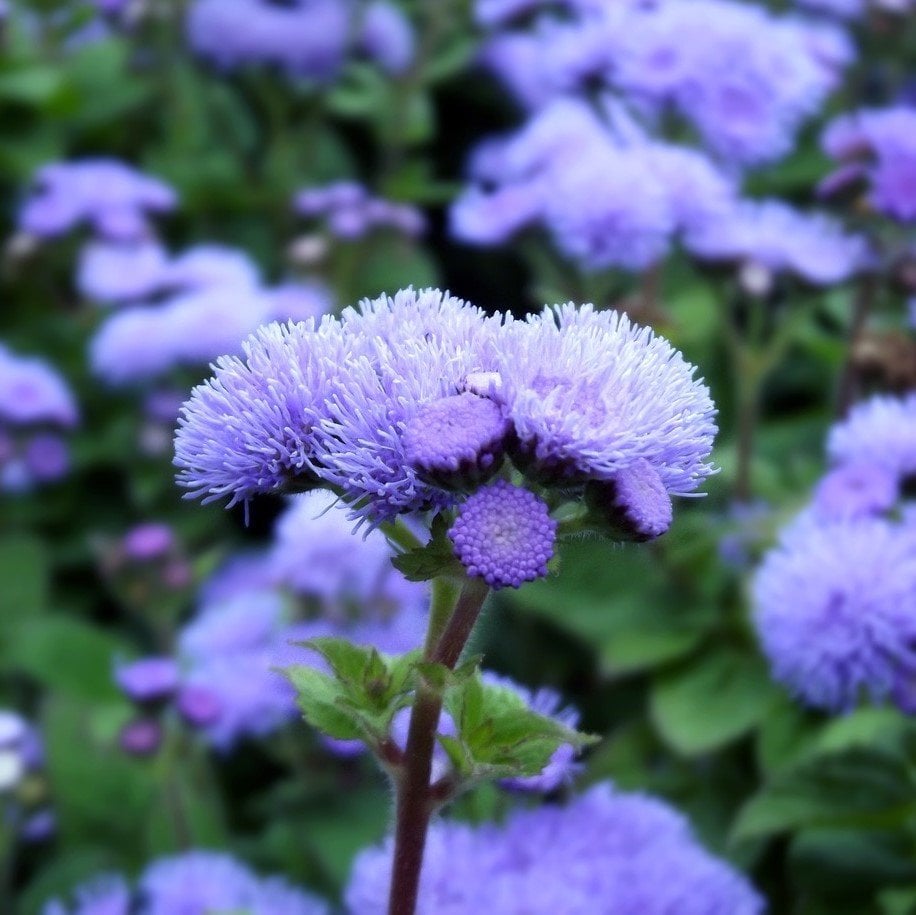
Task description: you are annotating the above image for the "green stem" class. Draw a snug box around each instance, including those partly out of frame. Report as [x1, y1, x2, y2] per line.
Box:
[423, 577, 459, 657]
[387, 577, 490, 915]
[835, 274, 878, 419]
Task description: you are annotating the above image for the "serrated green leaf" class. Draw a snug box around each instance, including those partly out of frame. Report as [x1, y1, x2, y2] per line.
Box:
[390, 516, 459, 582]
[284, 666, 364, 741]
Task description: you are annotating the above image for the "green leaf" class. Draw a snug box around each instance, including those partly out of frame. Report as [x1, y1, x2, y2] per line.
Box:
[6, 615, 124, 700]
[284, 666, 364, 741]
[0, 67, 64, 104]
[390, 513, 460, 582]
[443, 673, 598, 783]
[651, 648, 778, 756]
[732, 748, 914, 841]
[0, 534, 49, 623]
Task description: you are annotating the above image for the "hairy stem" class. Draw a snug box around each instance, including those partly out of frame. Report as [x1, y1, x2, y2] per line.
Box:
[387, 577, 489, 915]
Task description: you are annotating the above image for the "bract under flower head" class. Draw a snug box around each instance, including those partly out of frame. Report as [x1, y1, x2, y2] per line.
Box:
[449, 480, 556, 589]
[753, 516, 916, 711]
[173, 317, 345, 508]
[496, 304, 717, 493]
[345, 782, 763, 914]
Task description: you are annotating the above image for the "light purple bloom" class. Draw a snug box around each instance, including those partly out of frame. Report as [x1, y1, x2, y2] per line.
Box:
[43, 876, 131, 915]
[359, 2, 415, 74]
[685, 199, 874, 285]
[23, 433, 70, 482]
[449, 480, 556, 589]
[0, 346, 78, 427]
[122, 522, 175, 560]
[753, 516, 916, 711]
[76, 240, 171, 304]
[493, 304, 717, 493]
[19, 159, 175, 241]
[812, 462, 899, 519]
[823, 106, 916, 221]
[174, 317, 348, 508]
[114, 656, 180, 703]
[827, 394, 916, 483]
[346, 782, 764, 914]
[162, 243, 261, 292]
[294, 181, 425, 239]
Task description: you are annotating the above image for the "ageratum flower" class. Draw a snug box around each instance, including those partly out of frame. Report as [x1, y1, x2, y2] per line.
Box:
[294, 181, 425, 239]
[812, 462, 899, 519]
[752, 516, 916, 711]
[685, 199, 873, 285]
[823, 106, 916, 222]
[827, 394, 916, 484]
[19, 159, 176, 241]
[309, 288, 502, 525]
[45, 851, 328, 915]
[346, 782, 763, 914]
[174, 316, 347, 507]
[493, 304, 717, 493]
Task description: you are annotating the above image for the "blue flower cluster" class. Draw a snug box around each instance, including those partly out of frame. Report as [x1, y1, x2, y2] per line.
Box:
[753, 394, 916, 712]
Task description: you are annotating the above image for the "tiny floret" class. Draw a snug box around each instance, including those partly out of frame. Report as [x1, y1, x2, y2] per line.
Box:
[402, 393, 509, 489]
[449, 480, 556, 589]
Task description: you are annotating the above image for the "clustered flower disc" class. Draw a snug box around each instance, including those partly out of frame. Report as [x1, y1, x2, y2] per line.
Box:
[448, 480, 557, 589]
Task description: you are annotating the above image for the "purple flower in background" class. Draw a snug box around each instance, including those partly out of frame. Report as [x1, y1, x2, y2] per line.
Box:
[812, 463, 899, 519]
[19, 159, 176, 241]
[0, 346, 78, 428]
[346, 782, 763, 913]
[115, 657, 180, 704]
[76, 240, 171, 304]
[161, 243, 261, 292]
[47, 851, 328, 915]
[449, 480, 556, 589]
[118, 718, 163, 757]
[827, 394, 916, 484]
[294, 181, 425, 239]
[0, 346, 78, 492]
[263, 281, 335, 323]
[359, 2, 415, 74]
[753, 516, 916, 711]
[685, 199, 874, 285]
[823, 106, 916, 221]
[43, 876, 131, 915]
[269, 490, 427, 612]
[493, 304, 717, 493]
[121, 523, 175, 561]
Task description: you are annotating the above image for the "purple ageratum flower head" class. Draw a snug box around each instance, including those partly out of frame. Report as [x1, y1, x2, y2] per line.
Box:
[264, 281, 335, 324]
[186, 0, 350, 80]
[42, 876, 131, 915]
[359, 2, 415, 74]
[495, 304, 717, 493]
[402, 392, 509, 490]
[23, 433, 70, 482]
[175, 684, 222, 728]
[162, 243, 261, 292]
[346, 781, 764, 914]
[310, 288, 503, 525]
[294, 181, 425, 239]
[827, 394, 916, 484]
[685, 199, 874, 286]
[121, 522, 174, 561]
[19, 159, 176, 241]
[585, 458, 674, 542]
[139, 851, 329, 915]
[753, 516, 916, 711]
[449, 480, 556, 589]
[0, 347, 78, 428]
[822, 106, 916, 222]
[0, 710, 27, 748]
[114, 656, 179, 704]
[796, 0, 865, 16]
[174, 316, 347, 508]
[76, 239, 171, 305]
[118, 718, 163, 757]
[812, 462, 899, 520]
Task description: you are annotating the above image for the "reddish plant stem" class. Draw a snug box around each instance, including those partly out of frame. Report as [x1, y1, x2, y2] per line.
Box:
[386, 578, 490, 915]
